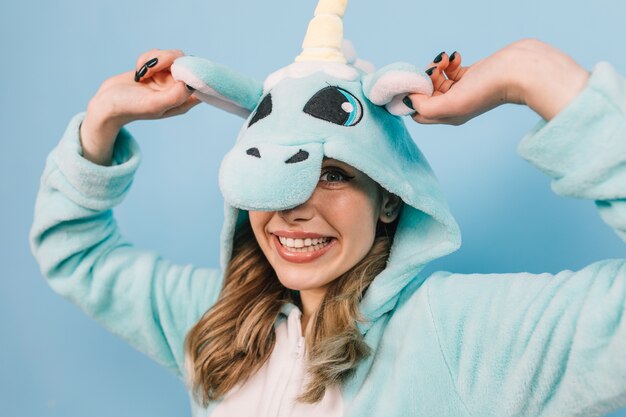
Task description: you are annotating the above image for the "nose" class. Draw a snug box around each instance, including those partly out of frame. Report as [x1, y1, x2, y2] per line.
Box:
[278, 198, 315, 223]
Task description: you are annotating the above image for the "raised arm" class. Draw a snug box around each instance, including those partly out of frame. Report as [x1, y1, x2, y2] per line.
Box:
[29, 49, 221, 379]
[407, 38, 590, 124]
[411, 40, 626, 416]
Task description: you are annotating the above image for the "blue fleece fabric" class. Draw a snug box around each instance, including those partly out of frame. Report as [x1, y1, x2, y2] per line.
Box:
[30, 60, 626, 416]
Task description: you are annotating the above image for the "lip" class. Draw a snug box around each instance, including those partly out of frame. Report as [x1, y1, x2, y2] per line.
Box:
[271, 230, 331, 239]
[271, 234, 337, 263]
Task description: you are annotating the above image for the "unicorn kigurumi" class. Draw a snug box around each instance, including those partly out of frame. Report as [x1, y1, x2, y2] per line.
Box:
[30, 0, 626, 414]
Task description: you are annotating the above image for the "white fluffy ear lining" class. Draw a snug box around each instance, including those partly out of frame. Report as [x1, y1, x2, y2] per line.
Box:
[362, 63, 434, 116]
[171, 56, 263, 119]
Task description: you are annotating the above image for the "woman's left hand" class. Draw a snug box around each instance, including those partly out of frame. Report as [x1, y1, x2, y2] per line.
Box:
[407, 39, 590, 125]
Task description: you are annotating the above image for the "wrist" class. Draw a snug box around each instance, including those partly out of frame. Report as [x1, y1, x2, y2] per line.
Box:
[524, 67, 589, 121]
[80, 101, 125, 166]
[516, 47, 590, 120]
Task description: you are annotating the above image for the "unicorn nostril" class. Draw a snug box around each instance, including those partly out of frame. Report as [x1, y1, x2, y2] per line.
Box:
[285, 149, 309, 164]
[246, 147, 261, 158]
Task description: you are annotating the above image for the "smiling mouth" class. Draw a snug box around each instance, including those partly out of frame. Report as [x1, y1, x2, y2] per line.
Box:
[278, 236, 333, 253]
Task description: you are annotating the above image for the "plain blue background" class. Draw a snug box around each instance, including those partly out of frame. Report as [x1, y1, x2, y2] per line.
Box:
[1, 0, 625, 415]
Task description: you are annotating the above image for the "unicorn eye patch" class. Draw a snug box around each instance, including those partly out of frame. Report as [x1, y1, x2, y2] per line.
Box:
[248, 93, 273, 127]
[303, 86, 363, 127]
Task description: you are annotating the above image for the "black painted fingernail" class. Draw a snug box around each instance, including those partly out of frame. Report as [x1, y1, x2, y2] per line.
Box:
[145, 57, 158, 68]
[426, 66, 436, 76]
[449, 51, 457, 62]
[185, 84, 195, 92]
[402, 96, 414, 110]
[434, 51, 445, 63]
[134, 65, 148, 82]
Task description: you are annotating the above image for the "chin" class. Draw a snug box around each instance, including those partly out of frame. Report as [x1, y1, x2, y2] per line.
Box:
[273, 267, 335, 291]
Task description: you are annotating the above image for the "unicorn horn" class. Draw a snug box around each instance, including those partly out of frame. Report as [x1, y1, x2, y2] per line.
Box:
[295, 0, 348, 63]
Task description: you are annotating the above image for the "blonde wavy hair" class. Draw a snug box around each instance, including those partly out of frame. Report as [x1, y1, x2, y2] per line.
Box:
[184, 216, 397, 405]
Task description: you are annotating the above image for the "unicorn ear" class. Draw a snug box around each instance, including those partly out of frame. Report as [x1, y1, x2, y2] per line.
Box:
[362, 62, 434, 116]
[171, 56, 263, 118]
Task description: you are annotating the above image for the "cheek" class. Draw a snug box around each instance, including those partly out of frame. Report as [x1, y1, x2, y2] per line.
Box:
[248, 211, 273, 246]
[326, 191, 379, 245]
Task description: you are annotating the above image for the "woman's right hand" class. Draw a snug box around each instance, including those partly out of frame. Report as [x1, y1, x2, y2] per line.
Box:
[80, 49, 200, 166]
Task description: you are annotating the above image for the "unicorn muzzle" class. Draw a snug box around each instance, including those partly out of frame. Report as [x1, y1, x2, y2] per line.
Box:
[219, 142, 324, 211]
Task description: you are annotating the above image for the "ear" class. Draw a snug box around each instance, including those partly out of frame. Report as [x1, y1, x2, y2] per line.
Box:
[362, 62, 433, 116]
[379, 192, 402, 223]
[171, 56, 263, 118]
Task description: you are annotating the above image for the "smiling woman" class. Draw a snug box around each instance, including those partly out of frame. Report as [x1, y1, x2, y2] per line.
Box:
[184, 157, 403, 406]
[250, 159, 399, 299]
[186, 159, 400, 406]
[27, 0, 626, 416]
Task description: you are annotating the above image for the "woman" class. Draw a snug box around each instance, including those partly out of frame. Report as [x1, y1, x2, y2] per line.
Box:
[30, 2, 626, 415]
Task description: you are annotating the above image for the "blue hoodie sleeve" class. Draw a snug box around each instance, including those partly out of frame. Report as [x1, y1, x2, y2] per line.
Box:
[29, 113, 224, 380]
[426, 62, 626, 417]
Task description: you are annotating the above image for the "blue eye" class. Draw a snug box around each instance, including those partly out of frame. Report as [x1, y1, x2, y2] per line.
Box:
[303, 86, 363, 127]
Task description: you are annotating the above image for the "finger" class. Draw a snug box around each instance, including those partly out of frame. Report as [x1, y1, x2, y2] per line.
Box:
[426, 66, 448, 93]
[427, 51, 450, 73]
[135, 49, 185, 82]
[411, 112, 446, 125]
[162, 96, 201, 118]
[135, 48, 159, 70]
[145, 81, 194, 116]
[408, 93, 461, 120]
[443, 51, 467, 81]
[437, 79, 456, 94]
[406, 93, 470, 125]
[411, 112, 467, 126]
[135, 48, 184, 70]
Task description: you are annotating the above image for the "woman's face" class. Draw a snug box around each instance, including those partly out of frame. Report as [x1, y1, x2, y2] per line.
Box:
[249, 158, 398, 293]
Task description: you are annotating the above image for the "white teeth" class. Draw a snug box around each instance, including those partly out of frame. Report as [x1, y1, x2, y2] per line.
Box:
[277, 235, 331, 252]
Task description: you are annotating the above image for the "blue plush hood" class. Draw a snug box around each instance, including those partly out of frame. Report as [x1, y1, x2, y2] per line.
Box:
[171, 2, 461, 333]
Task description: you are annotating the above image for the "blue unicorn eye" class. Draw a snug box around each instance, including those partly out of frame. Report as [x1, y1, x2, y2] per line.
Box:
[303, 86, 363, 127]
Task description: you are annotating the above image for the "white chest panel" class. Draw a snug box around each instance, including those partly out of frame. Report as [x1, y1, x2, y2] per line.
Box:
[210, 308, 343, 417]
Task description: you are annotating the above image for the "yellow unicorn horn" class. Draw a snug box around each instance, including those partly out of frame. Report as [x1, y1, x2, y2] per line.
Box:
[295, 0, 348, 63]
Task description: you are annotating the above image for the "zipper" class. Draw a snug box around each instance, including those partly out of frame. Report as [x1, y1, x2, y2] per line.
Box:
[276, 314, 306, 417]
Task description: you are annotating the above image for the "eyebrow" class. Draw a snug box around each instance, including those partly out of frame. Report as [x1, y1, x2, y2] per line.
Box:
[321, 159, 357, 172]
